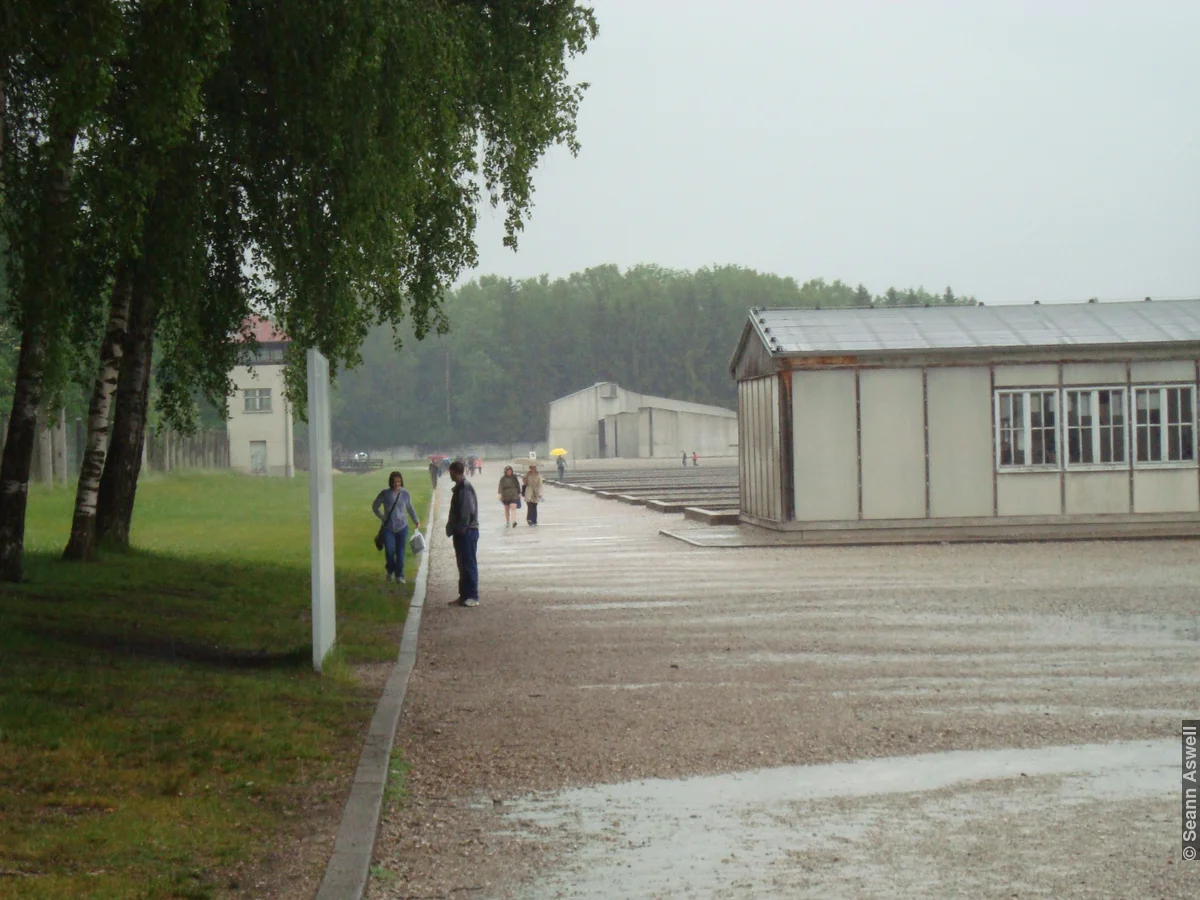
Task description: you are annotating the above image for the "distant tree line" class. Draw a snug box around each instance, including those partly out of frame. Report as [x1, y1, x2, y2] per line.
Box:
[332, 265, 978, 450]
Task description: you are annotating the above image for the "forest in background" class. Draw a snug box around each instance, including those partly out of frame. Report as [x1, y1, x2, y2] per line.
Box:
[2, 263, 977, 451]
[331, 264, 977, 450]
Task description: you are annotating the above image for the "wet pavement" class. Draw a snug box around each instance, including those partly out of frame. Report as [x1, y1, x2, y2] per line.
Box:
[368, 479, 1198, 899]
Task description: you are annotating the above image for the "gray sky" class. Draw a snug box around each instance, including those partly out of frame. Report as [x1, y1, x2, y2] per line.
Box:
[466, 0, 1199, 305]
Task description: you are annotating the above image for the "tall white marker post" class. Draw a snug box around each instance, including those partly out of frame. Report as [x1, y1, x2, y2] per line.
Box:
[307, 349, 336, 672]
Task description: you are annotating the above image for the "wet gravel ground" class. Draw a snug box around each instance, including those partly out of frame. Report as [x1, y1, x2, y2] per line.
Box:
[367, 481, 1199, 899]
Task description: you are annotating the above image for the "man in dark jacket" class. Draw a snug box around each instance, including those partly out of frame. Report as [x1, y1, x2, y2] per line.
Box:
[445, 459, 480, 606]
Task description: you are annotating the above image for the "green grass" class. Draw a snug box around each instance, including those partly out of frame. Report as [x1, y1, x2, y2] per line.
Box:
[0, 467, 433, 899]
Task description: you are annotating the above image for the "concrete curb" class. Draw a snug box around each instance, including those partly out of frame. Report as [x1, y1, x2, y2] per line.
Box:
[682, 507, 740, 525]
[314, 486, 439, 900]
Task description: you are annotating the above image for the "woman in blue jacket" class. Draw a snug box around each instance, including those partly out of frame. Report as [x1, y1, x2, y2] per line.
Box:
[372, 471, 421, 584]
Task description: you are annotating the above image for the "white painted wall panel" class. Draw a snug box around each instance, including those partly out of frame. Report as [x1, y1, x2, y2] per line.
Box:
[926, 367, 993, 518]
[860, 369, 925, 519]
[1062, 363, 1127, 385]
[793, 370, 858, 521]
[997, 473, 1061, 516]
[994, 364, 1059, 387]
[1130, 360, 1197, 383]
[1065, 472, 1129, 514]
[1133, 469, 1200, 513]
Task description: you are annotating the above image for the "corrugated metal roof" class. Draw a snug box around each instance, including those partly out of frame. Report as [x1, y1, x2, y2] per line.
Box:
[749, 299, 1200, 356]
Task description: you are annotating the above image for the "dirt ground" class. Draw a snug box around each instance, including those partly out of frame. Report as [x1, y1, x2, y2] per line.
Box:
[367, 481, 1198, 899]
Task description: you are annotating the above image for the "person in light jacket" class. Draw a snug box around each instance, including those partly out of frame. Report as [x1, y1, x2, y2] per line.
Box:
[372, 471, 420, 584]
[523, 464, 545, 526]
[498, 465, 522, 528]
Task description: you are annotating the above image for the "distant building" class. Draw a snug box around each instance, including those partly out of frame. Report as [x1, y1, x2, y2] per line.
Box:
[547, 382, 737, 460]
[227, 316, 295, 477]
[729, 299, 1200, 541]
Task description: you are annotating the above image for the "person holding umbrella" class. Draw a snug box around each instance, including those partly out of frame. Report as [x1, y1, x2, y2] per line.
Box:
[552, 448, 567, 481]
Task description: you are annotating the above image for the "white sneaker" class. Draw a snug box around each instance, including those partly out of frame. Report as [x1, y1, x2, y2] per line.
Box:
[463, 597, 479, 607]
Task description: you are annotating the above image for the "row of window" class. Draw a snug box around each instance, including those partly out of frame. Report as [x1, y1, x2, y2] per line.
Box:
[996, 385, 1196, 470]
[244, 388, 273, 413]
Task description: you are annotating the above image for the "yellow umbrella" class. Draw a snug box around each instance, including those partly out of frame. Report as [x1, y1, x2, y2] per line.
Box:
[550, 448, 568, 456]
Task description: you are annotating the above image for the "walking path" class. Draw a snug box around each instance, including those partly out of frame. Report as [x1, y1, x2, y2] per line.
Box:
[368, 478, 1197, 898]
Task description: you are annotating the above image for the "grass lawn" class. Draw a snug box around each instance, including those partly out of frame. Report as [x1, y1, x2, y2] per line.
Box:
[0, 466, 434, 899]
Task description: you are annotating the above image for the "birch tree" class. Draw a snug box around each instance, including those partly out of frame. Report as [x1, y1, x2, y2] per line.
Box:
[0, 1, 124, 581]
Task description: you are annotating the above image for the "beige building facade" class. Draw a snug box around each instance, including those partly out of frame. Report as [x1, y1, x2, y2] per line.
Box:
[730, 300, 1200, 539]
[547, 382, 738, 460]
[226, 318, 295, 477]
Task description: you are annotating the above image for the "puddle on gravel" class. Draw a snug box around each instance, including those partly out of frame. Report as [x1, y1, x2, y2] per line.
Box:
[500, 739, 1176, 899]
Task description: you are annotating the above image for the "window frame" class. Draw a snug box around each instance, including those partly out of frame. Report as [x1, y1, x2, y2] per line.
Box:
[994, 388, 1060, 472]
[243, 387, 273, 414]
[1131, 383, 1197, 468]
[1063, 386, 1130, 471]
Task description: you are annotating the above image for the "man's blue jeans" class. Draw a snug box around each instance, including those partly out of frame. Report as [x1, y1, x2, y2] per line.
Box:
[452, 529, 479, 600]
[383, 526, 408, 578]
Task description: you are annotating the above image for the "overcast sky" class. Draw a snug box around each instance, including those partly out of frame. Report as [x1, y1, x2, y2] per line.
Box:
[466, 0, 1199, 305]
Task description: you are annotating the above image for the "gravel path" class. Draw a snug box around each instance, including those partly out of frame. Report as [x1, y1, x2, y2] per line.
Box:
[367, 481, 1198, 898]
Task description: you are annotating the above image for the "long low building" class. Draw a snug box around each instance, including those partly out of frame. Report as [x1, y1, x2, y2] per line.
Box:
[729, 299, 1200, 540]
[548, 382, 737, 460]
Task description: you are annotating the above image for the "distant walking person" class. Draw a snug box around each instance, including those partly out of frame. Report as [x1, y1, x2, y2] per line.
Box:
[556, 455, 566, 481]
[692, 451, 699, 467]
[372, 471, 420, 585]
[523, 464, 544, 526]
[445, 460, 480, 606]
[498, 466, 522, 528]
[428, 459, 439, 488]
[682, 451, 687, 467]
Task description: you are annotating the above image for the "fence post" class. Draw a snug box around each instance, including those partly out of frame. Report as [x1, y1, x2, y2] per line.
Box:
[53, 409, 67, 486]
[37, 408, 53, 486]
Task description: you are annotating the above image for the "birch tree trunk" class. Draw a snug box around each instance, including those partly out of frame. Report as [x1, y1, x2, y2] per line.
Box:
[63, 264, 134, 560]
[0, 328, 49, 581]
[96, 280, 156, 548]
[0, 121, 79, 581]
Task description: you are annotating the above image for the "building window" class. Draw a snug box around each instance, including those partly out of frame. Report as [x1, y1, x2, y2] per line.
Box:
[996, 390, 1057, 468]
[244, 388, 272, 413]
[1134, 385, 1195, 464]
[1066, 388, 1127, 466]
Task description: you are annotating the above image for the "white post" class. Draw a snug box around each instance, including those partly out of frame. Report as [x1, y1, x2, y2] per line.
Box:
[307, 349, 336, 671]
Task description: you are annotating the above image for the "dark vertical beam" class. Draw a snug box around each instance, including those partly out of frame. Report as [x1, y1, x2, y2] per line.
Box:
[1127, 360, 1135, 513]
[778, 370, 794, 521]
[922, 367, 931, 519]
[1058, 362, 1066, 515]
[855, 368, 863, 520]
[990, 366, 998, 517]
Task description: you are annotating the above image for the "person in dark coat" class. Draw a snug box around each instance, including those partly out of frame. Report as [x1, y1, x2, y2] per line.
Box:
[445, 460, 480, 606]
[498, 465, 521, 528]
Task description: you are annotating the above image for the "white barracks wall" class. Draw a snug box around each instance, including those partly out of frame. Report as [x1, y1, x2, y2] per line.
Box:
[926, 367, 992, 517]
[738, 375, 781, 520]
[792, 370, 857, 521]
[859, 369, 925, 519]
